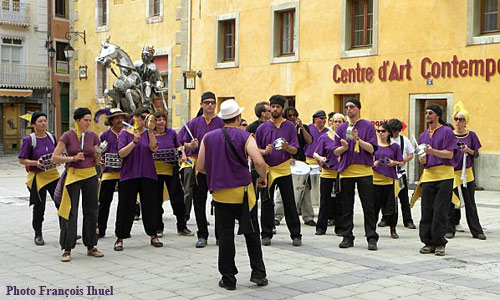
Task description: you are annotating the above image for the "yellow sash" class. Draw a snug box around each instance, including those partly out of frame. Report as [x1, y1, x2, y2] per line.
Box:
[321, 168, 338, 179]
[410, 165, 457, 208]
[305, 157, 317, 165]
[155, 161, 174, 176]
[180, 156, 196, 170]
[26, 168, 60, 192]
[58, 167, 97, 220]
[212, 183, 256, 211]
[451, 168, 474, 206]
[101, 171, 120, 181]
[340, 164, 372, 178]
[268, 160, 291, 188]
[373, 171, 400, 200]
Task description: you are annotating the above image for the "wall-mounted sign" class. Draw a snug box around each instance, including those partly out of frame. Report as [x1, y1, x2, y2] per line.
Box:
[183, 71, 196, 90]
[332, 56, 500, 84]
[79, 65, 88, 79]
[56, 61, 69, 74]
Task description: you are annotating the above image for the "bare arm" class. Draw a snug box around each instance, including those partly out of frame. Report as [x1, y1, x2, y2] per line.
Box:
[404, 153, 414, 163]
[52, 141, 80, 164]
[358, 138, 375, 154]
[148, 129, 158, 153]
[334, 139, 349, 156]
[247, 137, 266, 178]
[302, 127, 312, 144]
[426, 147, 453, 159]
[119, 131, 140, 158]
[195, 141, 206, 173]
[19, 158, 43, 169]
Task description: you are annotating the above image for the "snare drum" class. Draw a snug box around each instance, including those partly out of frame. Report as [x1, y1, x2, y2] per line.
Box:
[39, 153, 57, 171]
[308, 164, 321, 206]
[291, 161, 310, 199]
[104, 153, 122, 169]
[152, 148, 179, 163]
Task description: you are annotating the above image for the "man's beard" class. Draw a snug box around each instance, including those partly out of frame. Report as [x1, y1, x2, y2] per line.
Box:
[272, 113, 281, 119]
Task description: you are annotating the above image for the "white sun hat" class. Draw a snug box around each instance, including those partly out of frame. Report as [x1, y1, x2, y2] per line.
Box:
[218, 99, 245, 120]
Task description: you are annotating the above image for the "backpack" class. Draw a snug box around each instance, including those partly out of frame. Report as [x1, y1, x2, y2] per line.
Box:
[30, 132, 56, 149]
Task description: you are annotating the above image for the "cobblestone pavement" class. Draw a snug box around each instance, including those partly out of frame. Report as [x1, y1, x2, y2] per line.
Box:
[1, 154, 500, 299]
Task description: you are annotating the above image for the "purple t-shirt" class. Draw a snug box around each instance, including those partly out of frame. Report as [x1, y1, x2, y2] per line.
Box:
[314, 134, 338, 171]
[156, 128, 180, 150]
[100, 128, 121, 173]
[18, 133, 58, 173]
[453, 130, 481, 170]
[419, 125, 456, 169]
[60, 130, 100, 169]
[203, 127, 252, 192]
[333, 119, 378, 173]
[255, 119, 299, 167]
[118, 130, 157, 181]
[178, 116, 225, 158]
[373, 144, 403, 180]
[304, 125, 328, 158]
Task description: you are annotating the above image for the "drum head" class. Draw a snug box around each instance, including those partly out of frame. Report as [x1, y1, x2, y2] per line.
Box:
[291, 161, 310, 175]
[309, 164, 320, 175]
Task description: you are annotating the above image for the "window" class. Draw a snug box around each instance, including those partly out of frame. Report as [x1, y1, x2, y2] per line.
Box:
[467, 0, 500, 45]
[2, 0, 20, 11]
[482, 0, 500, 33]
[341, 0, 378, 58]
[95, 63, 108, 100]
[96, 0, 108, 30]
[215, 12, 239, 68]
[352, 0, 373, 48]
[55, 42, 69, 74]
[283, 96, 295, 108]
[147, 0, 163, 23]
[271, 2, 300, 64]
[55, 0, 68, 18]
[1, 38, 22, 65]
[280, 10, 295, 55]
[223, 20, 235, 61]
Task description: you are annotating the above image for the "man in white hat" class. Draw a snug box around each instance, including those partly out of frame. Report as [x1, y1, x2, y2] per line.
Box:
[197, 99, 268, 290]
[96, 108, 128, 238]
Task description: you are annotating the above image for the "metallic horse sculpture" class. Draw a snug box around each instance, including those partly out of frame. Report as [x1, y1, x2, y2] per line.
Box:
[96, 38, 165, 113]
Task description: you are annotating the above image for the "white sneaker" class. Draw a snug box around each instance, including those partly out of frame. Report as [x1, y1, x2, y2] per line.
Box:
[456, 224, 465, 232]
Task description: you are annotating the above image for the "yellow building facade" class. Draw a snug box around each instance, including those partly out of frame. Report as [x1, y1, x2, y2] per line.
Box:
[72, 0, 500, 189]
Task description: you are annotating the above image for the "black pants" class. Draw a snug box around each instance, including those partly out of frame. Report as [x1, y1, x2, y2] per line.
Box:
[374, 184, 397, 228]
[29, 179, 59, 236]
[316, 177, 342, 233]
[261, 175, 301, 240]
[60, 175, 99, 250]
[157, 169, 188, 231]
[339, 176, 379, 242]
[97, 179, 119, 236]
[181, 167, 196, 220]
[215, 202, 266, 286]
[251, 169, 270, 204]
[193, 173, 210, 239]
[419, 179, 453, 246]
[446, 181, 484, 236]
[382, 173, 413, 225]
[115, 177, 159, 239]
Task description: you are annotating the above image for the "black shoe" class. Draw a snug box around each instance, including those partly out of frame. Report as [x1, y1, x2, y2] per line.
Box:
[404, 222, 417, 229]
[339, 237, 354, 248]
[274, 218, 280, 226]
[114, 239, 123, 251]
[177, 228, 194, 236]
[445, 232, 455, 239]
[304, 220, 317, 226]
[150, 237, 163, 247]
[378, 220, 388, 227]
[76, 235, 82, 240]
[219, 279, 236, 290]
[473, 233, 487, 240]
[292, 238, 302, 246]
[196, 238, 207, 248]
[97, 232, 105, 238]
[315, 229, 326, 235]
[261, 237, 271, 246]
[34, 235, 44, 246]
[250, 277, 268, 286]
[368, 239, 378, 251]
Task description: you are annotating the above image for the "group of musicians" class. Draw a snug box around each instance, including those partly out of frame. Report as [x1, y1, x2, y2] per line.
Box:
[18, 92, 486, 289]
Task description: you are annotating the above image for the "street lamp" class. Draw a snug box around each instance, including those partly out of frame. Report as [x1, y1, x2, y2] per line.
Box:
[63, 44, 74, 59]
[48, 46, 56, 59]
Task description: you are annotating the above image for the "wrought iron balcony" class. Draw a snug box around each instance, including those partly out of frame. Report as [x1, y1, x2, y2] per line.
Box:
[0, 1, 30, 26]
[0, 64, 50, 89]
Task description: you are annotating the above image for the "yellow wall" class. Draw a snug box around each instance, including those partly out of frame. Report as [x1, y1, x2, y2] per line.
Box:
[189, 0, 500, 154]
[72, 0, 180, 133]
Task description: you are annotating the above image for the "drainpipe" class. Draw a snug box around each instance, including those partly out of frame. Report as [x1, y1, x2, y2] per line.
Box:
[186, 0, 192, 121]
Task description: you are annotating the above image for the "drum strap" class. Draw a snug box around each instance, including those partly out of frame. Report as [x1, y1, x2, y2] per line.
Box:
[221, 128, 247, 168]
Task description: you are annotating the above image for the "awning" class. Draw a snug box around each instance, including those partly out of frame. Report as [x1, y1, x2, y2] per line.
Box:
[0, 88, 33, 97]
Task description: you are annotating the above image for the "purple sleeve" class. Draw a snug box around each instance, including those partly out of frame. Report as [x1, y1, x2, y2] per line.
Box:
[100, 131, 106, 143]
[18, 136, 32, 159]
[443, 128, 457, 151]
[173, 129, 181, 148]
[364, 122, 378, 148]
[255, 126, 265, 149]
[288, 124, 299, 148]
[471, 131, 482, 151]
[178, 126, 187, 144]
[60, 131, 70, 145]
[93, 132, 100, 146]
[394, 144, 403, 161]
[118, 131, 131, 150]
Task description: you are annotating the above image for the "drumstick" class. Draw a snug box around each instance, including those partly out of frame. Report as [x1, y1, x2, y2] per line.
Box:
[81, 132, 85, 151]
[181, 119, 195, 141]
[121, 121, 134, 129]
[328, 126, 341, 139]
[411, 134, 419, 147]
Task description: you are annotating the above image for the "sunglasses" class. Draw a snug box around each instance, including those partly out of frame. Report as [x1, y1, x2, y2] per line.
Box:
[454, 117, 466, 122]
[203, 101, 216, 105]
[345, 104, 357, 110]
[377, 129, 387, 133]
